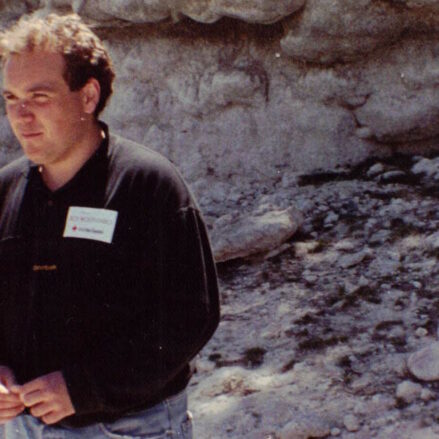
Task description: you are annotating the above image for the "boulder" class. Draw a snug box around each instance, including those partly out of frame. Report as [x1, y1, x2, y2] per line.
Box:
[212, 207, 303, 262]
[281, 0, 439, 64]
[408, 342, 439, 381]
[40, 0, 306, 24]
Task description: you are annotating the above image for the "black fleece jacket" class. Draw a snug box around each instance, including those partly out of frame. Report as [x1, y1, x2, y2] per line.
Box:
[0, 124, 220, 426]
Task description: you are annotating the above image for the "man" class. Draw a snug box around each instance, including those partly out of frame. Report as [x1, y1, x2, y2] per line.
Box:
[0, 12, 220, 438]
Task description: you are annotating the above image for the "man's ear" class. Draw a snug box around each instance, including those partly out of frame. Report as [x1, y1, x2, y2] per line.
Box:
[81, 78, 101, 115]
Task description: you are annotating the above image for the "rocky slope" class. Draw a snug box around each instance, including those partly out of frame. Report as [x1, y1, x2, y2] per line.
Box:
[191, 154, 439, 438]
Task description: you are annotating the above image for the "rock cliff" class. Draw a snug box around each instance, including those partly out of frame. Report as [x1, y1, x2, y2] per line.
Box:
[1, 0, 439, 260]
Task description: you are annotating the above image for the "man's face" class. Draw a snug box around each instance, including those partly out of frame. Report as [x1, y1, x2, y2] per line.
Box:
[2, 51, 86, 166]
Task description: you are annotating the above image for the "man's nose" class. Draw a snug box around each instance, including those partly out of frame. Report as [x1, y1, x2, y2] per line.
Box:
[15, 101, 34, 120]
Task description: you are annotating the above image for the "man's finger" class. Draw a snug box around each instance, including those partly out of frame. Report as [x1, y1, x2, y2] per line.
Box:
[0, 404, 25, 424]
[41, 410, 64, 425]
[30, 402, 53, 418]
[0, 405, 25, 419]
[12, 377, 44, 396]
[9, 385, 21, 395]
[20, 389, 46, 407]
[0, 399, 24, 409]
[0, 391, 22, 401]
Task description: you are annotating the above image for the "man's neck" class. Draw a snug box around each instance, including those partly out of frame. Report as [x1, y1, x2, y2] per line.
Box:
[40, 122, 104, 192]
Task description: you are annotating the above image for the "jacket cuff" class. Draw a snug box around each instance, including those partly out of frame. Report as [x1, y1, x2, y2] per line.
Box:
[62, 363, 103, 416]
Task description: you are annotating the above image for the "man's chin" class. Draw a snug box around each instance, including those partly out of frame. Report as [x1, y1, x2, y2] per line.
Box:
[21, 140, 44, 158]
[22, 148, 45, 164]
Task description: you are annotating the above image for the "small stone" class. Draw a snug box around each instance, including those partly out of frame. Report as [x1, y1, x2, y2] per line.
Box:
[358, 276, 369, 287]
[195, 358, 216, 373]
[411, 157, 437, 178]
[338, 250, 371, 269]
[343, 279, 358, 295]
[388, 326, 406, 344]
[365, 218, 379, 232]
[367, 162, 385, 178]
[415, 328, 428, 338]
[304, 274, 318, 284]
[350, 373, 375, 393]
[396, 380, 422, 403]
[425, 232, 439, 252]
[279, 415, 331, 439]
[421, 388, 435, 401]
[343, 414, 360, 432]
[324, 211, 339, 225]
[408, 342, 439, 381]
[330, 427, 341, 436]
[378, 170, 407, 183]
[371, 393, 397, 411]
[385, 354, 408, 377]
[334, 239, 356, 252]
[369, 229, 391, 245]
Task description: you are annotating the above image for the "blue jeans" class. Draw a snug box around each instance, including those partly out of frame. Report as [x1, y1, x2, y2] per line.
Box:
[0, 390, 192, 438]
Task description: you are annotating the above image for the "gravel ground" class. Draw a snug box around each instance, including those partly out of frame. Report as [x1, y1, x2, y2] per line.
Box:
[189, 154, 439, 439]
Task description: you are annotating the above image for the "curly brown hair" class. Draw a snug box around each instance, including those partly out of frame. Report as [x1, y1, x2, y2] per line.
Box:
[0, 13, 115, 117]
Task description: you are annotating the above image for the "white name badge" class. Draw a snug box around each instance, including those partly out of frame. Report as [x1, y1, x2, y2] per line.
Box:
[63, 206, 118, 244]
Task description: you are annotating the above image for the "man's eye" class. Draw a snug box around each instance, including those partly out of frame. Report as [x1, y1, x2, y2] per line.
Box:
[33, 94, 49, 103]
[2, 94, 16, 102]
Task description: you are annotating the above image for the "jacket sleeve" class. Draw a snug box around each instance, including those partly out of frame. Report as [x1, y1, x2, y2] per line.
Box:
[62, 206, 220, 417]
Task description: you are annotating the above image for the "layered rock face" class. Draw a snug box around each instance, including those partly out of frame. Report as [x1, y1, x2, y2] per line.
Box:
[1, 1, 439, 259]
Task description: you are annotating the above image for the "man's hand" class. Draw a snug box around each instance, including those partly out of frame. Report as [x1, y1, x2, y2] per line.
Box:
[0, 365, 25, 424]
[12, 371, 75, 425]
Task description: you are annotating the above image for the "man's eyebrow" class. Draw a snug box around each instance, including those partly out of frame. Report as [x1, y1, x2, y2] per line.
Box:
[27, 82, 58, 93]
[2, 82, 59, 96]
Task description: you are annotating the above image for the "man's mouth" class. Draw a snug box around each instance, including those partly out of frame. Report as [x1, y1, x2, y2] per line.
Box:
[21, 132, 42, 139]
